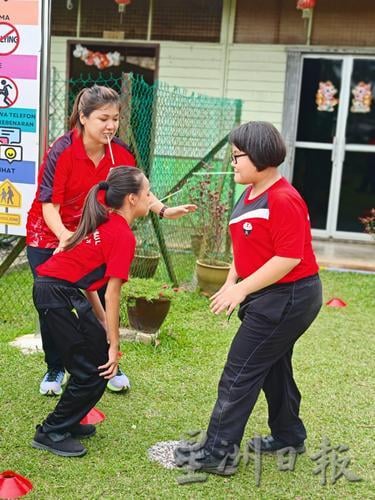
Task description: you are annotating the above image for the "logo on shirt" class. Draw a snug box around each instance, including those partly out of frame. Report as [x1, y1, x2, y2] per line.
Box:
[93, 230, 101, 245]
[84, 230, 101, 246]
[243, 222, 252, 236]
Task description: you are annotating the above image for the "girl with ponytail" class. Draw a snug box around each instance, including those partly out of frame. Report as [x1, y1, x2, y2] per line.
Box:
[31, 167, 150, 457]
[26, 85, 196, 396]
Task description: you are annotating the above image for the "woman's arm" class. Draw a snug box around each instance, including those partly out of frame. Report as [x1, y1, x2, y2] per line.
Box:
[98, 277, 122, 379]
[210, 256, 301, 315]
[42, 203, 73, 250]
[149, 192, 196, 220]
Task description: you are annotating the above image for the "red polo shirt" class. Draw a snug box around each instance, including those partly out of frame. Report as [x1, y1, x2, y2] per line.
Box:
[26, 129, 135, 248]
[229, 178, 319, 283]
[36, 213, 135, 291]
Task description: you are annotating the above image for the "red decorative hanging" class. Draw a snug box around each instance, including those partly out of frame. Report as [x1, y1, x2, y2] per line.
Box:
[297, 0, 317, 9]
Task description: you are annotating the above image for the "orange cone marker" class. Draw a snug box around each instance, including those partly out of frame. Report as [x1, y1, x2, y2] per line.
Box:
[80, 407, 106, 425]
[326, 297, 347, 307]
[0, 470, 33, 499]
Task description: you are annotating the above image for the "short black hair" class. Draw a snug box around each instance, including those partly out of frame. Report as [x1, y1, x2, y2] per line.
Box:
[229, 121, 286, 171]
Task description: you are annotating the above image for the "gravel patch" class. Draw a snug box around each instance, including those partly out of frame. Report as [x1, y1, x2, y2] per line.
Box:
[148, 440, 186, 469]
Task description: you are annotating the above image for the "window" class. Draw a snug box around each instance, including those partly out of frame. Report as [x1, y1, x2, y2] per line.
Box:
[80, 0, 149, 39]
[51, 0, 150, 39]
[234, 0, 305, 44]
[51, 0, 78, 36]
[312, 0, 375, 46]
[152, 0, 222, 42]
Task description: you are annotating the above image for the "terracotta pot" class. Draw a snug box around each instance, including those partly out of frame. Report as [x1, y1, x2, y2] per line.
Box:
[130, 253, 160, 278]
[127, 297, 171, 333]
[196, 259, 231, 295]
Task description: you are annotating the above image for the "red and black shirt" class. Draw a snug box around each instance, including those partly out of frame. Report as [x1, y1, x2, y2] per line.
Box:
[36, 213, 135, 291]
[229, 177, 319, 283]
[26, 129, 135, 248]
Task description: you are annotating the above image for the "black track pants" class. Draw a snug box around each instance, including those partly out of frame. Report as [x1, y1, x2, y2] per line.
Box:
[205, 274, 322, 456]
[33, 278, 108, 434]
[27, 246, 63, 371]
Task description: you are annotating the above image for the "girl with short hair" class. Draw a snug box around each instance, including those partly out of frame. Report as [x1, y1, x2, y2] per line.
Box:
[175, 121, 322, 475]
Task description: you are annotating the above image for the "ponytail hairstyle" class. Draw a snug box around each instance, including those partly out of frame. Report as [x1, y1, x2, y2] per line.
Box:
[64, 166, 145, 250]
[69, 85, 121, 132]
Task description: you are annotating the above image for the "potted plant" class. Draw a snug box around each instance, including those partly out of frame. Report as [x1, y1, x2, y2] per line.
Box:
[122, 278, 176, 334]
[195, 188, 232, 295]
[359, 208, 375, 238]
[130, 219, 160, 278]
[188, 178, 211, 256]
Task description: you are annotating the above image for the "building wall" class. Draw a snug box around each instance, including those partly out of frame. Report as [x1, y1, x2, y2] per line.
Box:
[51, 37, 287, 129]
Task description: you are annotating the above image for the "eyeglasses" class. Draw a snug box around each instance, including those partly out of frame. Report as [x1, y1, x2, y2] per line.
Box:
[231, 153, 248, 164]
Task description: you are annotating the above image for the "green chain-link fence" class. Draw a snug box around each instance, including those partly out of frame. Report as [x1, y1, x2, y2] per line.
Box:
[0, 71, 241, 330]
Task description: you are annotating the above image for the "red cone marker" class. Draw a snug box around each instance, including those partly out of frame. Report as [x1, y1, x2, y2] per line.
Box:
[80, 407, 106, 425]
[0, 471, 33, 499]
[326, 297, 347, 307]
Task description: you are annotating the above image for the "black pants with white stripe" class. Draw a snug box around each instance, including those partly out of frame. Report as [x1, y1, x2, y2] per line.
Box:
[33, 277, 108, 435]
[205, 274, 322, 456]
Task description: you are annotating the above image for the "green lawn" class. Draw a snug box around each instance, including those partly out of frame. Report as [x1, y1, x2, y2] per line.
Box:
[0, 270, 374, 499]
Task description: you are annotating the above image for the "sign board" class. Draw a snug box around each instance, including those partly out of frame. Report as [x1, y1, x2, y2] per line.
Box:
[0, 179, 22, 208]
[0, 1, 42, 236]
[0, 22, 20, 56]
[0, 212, 21, 225]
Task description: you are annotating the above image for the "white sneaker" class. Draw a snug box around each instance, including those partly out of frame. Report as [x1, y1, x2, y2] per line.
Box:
[39, 369, 68, 396]
[107, 368, 131, 392]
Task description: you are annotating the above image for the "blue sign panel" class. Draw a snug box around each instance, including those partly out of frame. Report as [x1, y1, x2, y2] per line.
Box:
[0, 108, 37, 132]
[0, 160, 35, 184]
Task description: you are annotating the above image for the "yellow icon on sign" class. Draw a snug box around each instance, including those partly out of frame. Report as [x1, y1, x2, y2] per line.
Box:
[0, 179, 21, 208]
[0, 144, 23, 163]
[5, 147, 17, 160]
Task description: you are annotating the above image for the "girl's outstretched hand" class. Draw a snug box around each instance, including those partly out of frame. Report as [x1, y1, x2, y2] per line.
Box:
[164, 205, 197, 219]
[98, 345, 119, 379]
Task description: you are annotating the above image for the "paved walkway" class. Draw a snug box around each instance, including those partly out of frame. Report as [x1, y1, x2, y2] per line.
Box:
[313, 239, 375, 273]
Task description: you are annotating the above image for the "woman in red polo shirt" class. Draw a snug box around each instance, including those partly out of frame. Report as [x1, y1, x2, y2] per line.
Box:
[31, 166, 149, 457]
[26, 85, 196, 396]
[175, 121, 323, 476]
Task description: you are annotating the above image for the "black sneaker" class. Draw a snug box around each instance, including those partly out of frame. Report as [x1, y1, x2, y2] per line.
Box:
[248, 435, 305, 454]
[70, 424, 96, 439]
[31, 425, 87, 457]
[174, 445, 238, 476]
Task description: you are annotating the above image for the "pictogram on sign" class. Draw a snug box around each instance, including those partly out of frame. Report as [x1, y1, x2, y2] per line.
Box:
[0, 22, 20, 56]
[0, 179, 22, 208]
[0, 76, 18, 108]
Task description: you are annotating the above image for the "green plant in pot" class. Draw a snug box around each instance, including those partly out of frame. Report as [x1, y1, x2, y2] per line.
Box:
[359, 208, 375, 239]
[196, 189, 231, 295]
[131, 219, 160, 278]
[188, 178, 211, 256]
[123, 278, 176, 334]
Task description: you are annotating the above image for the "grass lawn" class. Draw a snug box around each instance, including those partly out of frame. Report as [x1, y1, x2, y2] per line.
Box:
[0, 270, 374, 499]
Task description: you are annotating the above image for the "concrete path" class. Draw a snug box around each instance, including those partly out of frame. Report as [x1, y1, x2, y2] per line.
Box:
[313, 239, 375, 273]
